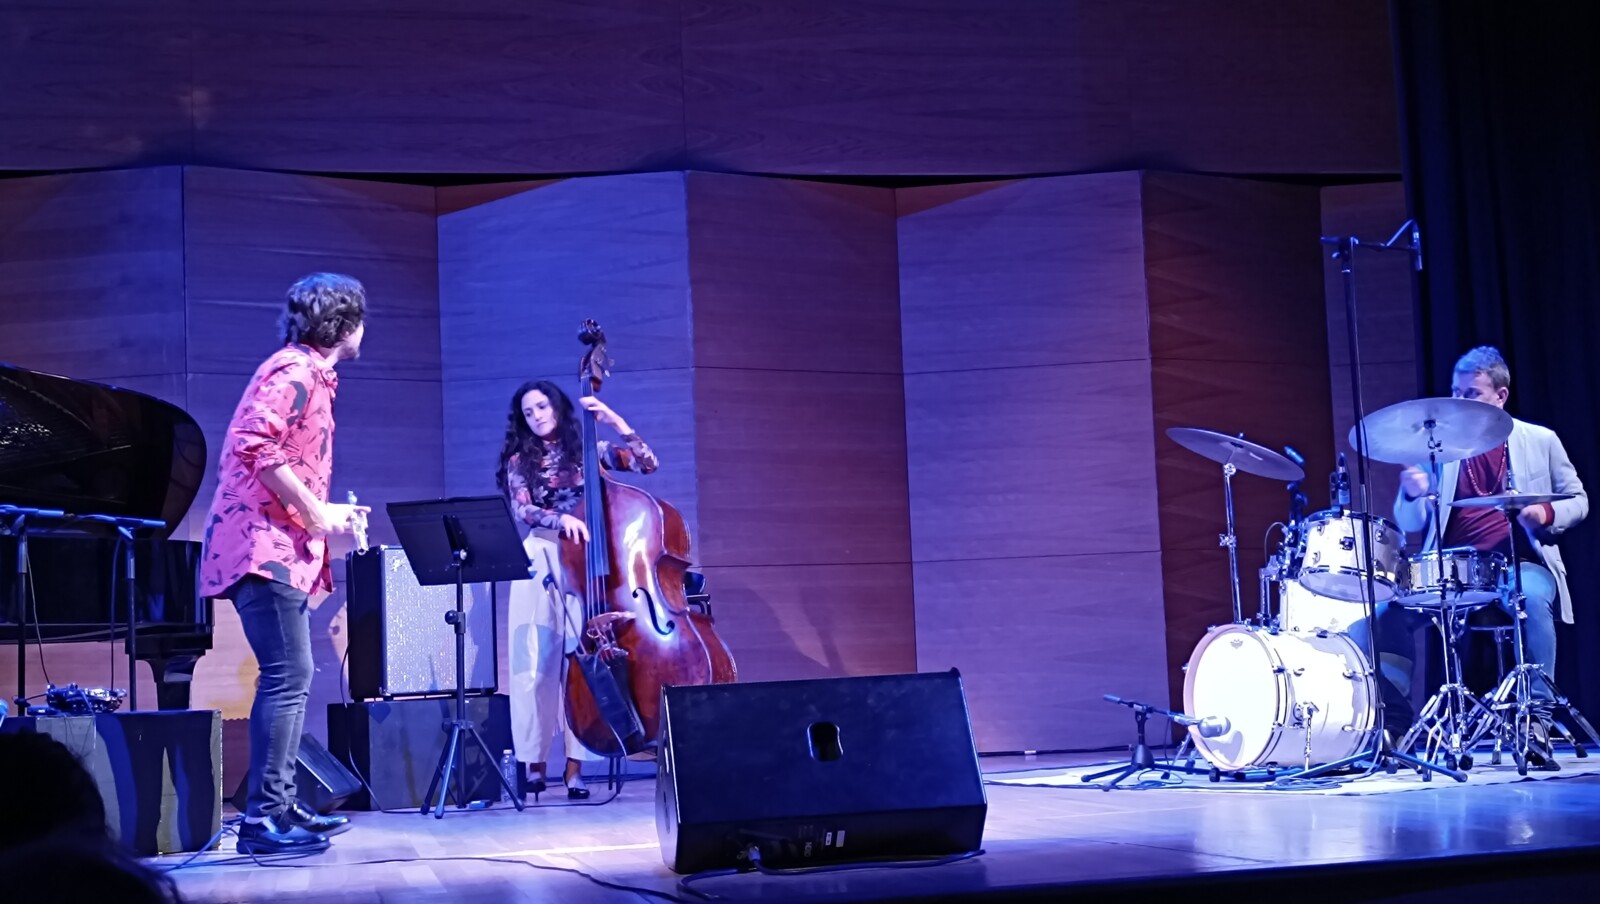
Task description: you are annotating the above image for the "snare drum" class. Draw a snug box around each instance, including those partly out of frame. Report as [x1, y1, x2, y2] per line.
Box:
[1184, 624, 1377, 771]
[1397, 547, 1507, 608]
[1296, 509, 1403, 603]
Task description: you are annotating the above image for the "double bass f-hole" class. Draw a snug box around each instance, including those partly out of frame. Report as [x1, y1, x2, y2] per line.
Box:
[632, 587, 675, 636]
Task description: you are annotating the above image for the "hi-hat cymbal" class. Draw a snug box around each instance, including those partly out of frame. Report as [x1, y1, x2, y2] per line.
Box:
[1449, 492, 1575, 510]
[1166, 427, 1305, 481]
[1349, 397, 1512, 465]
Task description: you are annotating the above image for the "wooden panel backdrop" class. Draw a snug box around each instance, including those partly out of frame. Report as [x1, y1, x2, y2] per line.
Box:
[1, 1, 1398, 176]
[1143, 172, 1336, 712]
[898, 173, 1170, 752]
[0, 167, 444, 789]
[0, 167, 188, 718]
[187, 0, 686, 174]
[437, 172, 697, 704]
[686, 173, 913, 683]
[0, 164, 1399, 781]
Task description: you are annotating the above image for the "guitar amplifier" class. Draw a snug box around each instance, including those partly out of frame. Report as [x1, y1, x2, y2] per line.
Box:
[346, 545, 498, 699]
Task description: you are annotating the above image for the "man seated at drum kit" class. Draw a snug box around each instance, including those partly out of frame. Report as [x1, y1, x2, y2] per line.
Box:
[1169, 345, 1594, 778]
[1364, 346, 1588, 761]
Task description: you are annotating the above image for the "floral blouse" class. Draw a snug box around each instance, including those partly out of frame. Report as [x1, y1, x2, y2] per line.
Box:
[200, 345, 339, 597]
[505, 434, 658, 530]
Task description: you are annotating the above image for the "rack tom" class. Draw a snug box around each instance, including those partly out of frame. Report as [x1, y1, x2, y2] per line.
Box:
[1296, 509, 1404, 603]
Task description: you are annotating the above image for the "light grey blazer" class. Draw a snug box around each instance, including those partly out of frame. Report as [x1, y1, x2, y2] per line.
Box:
[1393, 418, 1587, 623]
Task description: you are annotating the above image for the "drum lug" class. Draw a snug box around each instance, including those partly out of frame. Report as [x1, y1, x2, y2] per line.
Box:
[1340, 537, 1355, 551]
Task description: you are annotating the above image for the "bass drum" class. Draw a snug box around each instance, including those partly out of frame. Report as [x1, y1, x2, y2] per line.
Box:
[1183, 624, 1377, 772]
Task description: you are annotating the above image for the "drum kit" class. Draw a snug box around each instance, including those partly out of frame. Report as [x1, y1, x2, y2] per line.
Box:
[1166, 396, 1598, 782]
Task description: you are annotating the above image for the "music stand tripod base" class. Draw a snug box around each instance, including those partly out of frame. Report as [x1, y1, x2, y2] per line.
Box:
[388, 496, 536, 817]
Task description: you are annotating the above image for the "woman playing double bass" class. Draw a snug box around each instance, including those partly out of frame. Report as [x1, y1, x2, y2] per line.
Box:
[493, 379, 658, 799]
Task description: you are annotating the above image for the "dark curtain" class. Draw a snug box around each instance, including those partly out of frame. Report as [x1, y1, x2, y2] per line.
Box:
[1392, 1, 1600, 712]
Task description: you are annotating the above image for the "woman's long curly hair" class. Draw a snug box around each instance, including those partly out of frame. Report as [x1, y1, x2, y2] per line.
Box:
[494, 379, 584, 495]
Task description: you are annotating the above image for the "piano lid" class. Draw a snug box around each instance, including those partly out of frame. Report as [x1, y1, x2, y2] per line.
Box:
[0, 361, 207, 536]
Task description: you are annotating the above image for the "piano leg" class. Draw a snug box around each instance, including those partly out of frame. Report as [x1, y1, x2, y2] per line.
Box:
[147, 654, 202, 710]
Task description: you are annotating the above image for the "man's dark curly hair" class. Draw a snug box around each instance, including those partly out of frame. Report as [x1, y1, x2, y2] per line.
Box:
[279, 272, 367, 348]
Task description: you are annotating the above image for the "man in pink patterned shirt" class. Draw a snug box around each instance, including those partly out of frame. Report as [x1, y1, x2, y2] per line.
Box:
[200, 273, 369, 855]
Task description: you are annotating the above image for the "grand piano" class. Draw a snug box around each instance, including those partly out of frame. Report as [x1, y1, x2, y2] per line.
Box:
[1, 361, 211, 710]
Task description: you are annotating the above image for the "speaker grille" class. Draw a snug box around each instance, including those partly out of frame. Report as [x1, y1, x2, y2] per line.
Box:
[347, 546, 497, 698]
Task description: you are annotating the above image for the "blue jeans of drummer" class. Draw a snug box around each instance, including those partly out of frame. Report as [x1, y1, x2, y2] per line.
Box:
[231, 574, 314, 821]
[1350, 562, 1558, 728]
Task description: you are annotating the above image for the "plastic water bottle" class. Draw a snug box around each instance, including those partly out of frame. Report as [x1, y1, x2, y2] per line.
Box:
[499, 750, 519, 803]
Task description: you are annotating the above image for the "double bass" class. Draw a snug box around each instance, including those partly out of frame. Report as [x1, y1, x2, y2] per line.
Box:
[560, 321, 736, 756]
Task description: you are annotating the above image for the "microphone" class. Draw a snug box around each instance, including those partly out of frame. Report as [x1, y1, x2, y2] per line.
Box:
[1330, 452, 1351, 508]
[1102, 695, 1231, 737]
[1282, 445, 1305, 466]
[1176, 714, 1232, 738]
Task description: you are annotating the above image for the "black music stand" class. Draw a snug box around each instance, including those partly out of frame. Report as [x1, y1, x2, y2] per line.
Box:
[388, 496, 531, 818]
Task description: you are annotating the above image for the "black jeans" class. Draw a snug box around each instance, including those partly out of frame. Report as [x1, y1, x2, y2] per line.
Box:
[230, 575, 313, 820]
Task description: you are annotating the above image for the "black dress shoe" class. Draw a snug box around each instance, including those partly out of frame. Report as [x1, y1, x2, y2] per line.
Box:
[237, 816, 329, 856]
[525, 769, 547, 800]
[285, 801, 352, 837]
[566, 783, 590, 800]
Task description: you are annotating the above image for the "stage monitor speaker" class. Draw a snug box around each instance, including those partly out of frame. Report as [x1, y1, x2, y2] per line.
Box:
[347, 545, 498, 699]
[229, 733, 362, 814]
[6, 711, 222, 856]
[656, 670, 987, 873]
[327, 695, 512, 810]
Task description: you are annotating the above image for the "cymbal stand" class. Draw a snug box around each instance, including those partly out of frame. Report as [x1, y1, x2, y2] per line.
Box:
[1218, 461, 1245, 624]
[1468, 494, 1600, 774]
[1294, 228, 1464, 783]
[1261, 477, 1305, 631]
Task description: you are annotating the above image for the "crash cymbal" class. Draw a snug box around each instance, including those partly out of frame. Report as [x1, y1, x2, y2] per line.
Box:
[1349, 397, 1512, 466]
[1449, 492, 1576, 510]
[1166, 427, 1305, 481]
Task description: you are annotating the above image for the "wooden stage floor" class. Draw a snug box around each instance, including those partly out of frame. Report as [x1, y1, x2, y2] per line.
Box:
[160, 752, 1600, 903]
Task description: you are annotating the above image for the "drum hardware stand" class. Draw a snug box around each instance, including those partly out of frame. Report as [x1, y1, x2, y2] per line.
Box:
[1085, 695, 1211, 788]
[1219, 461, 1245, 624]
[1294, 702, 1325, 771]
[1295, 226, 1465, 784]
[1393, 436, 1497, 773]
[1396, 602, 1498, 771]
[1466, 490, 1600, 774]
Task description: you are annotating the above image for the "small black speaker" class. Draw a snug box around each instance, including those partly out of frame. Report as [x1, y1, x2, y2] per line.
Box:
[8, 711, 222, 856]
[230, 733, 362, 814]
[327, 695, 512, 810]
[655, 670, 987, 873]
[346, 545, 498, 699]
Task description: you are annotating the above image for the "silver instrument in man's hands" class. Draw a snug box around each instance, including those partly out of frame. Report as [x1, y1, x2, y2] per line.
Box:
[348, 490, 370, 553]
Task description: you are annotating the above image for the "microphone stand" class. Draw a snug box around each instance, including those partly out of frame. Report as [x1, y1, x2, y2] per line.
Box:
[1082, 695, 1211, 789]
[1294, 226, 1464, 783]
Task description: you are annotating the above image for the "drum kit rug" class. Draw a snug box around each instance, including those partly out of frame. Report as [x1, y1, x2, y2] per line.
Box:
[1097, 397, 1599, 789]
